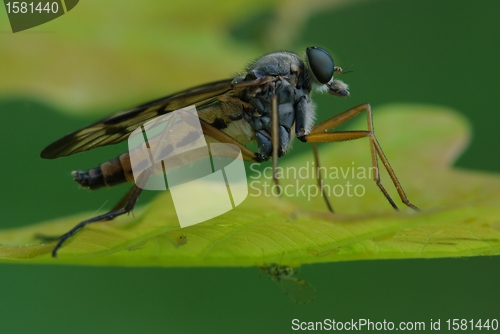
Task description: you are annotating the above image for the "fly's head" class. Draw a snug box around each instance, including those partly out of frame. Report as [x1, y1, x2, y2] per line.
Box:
[261, 263, 294, 281]
[306, 46, 350, 97]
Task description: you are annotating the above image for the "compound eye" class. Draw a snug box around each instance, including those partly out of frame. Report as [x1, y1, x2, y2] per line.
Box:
[306, 46, 335, 84]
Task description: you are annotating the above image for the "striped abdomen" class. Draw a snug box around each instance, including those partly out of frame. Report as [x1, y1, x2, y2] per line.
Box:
[73, 102, 255, 190]
[72, 153, 134, 190]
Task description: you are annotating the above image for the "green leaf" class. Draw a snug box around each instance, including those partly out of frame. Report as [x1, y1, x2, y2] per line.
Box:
[0, 0, 277, 114]
[1, 104, 500, 266]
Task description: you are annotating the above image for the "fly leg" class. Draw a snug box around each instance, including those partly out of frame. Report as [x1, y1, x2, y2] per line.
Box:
[199, 120, 265, 163]
[270, 91, 281, 194]
[47, 166, 154, 258]
[50, 185, 144, 257]
[311, 143, 334, 212]
[34, 185, 137, 244]
[299, 103, 419, 211]
[108, 185, 137, 212]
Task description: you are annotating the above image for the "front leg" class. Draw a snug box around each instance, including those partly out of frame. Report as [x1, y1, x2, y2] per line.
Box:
[300, 103, 419, 211]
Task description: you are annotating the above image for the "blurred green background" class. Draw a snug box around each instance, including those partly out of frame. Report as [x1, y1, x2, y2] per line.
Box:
[1, 0, 499, 333]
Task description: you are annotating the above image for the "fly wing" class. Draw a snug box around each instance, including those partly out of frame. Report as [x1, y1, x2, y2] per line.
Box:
[41, 78, 266, 159]
[277, 277, 317, 304]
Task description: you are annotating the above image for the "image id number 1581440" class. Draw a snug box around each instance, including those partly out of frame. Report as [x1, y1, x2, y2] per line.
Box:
[5, 2, 59, 14]
[446, 319, 498, 331]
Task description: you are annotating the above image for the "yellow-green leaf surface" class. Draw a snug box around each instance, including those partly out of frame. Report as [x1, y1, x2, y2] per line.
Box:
[0, 0, 344, 114]
[1, 104, 499, 266]
[0, 0, 272, 113]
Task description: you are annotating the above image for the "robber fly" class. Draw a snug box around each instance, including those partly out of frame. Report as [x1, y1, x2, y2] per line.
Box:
[40, 46, 419, 257]
[260, 263, 317, 304]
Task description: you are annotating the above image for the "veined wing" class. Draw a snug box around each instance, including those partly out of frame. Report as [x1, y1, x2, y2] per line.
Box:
[261, 263, 317, 304]
[277, 277, 317, 304]
[41, 77, 268, 159]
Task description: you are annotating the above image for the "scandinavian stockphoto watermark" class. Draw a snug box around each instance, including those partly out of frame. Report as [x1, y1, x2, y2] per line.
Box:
[248, 161, 377, 201]
[126, 105, 375, 228]
[127, 105, 248, 228]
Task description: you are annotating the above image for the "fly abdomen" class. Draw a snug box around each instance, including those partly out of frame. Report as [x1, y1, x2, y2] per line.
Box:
[72, 153, 134, 190]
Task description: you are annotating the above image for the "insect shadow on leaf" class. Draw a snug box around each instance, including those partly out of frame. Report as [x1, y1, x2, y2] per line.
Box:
[259, 251, 317, 304]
